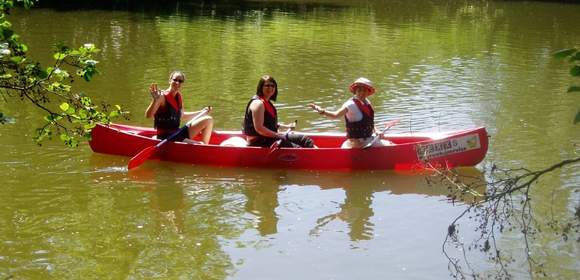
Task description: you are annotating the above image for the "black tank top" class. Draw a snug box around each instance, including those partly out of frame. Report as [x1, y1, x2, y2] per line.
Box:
[242, 95, 278, 136]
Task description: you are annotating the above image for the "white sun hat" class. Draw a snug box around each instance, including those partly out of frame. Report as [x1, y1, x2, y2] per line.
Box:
[349, 77, 375, 95]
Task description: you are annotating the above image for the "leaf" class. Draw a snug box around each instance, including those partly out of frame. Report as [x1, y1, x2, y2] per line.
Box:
[59, 102, 70, 112]
[575, 111, 580, 125]
[570, 65, 580, 77]
[553, 48, 578, 59]
[17, 42, 28, 53]
[78, 109, 87, 119]
[53, 52, 66, 60]
[83, 123, 96, 131]
[10, 55, 23, 64]
[568, 86, 580, 93]
[1, 27, 13, 40]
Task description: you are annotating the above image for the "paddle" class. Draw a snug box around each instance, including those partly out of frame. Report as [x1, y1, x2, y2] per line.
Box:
[128, 107, 210, 170]
[362, 119, 400, 149]
[268, 120, 297, 154]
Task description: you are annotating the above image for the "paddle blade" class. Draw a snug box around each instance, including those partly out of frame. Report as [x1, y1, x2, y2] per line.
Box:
[128, 145, 157, 170]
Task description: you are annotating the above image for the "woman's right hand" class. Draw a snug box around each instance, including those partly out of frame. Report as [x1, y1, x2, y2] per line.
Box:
[149, 83, 162, 100]
[308, 103, 324, 114]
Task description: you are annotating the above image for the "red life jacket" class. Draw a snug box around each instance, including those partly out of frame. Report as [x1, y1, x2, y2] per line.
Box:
[154, 92, 183, 137]
[345, 98, 375, 138]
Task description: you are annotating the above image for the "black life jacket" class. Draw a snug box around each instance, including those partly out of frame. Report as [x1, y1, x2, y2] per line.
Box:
[154, 92, 182, 137]
[242, 95, 278, 137]
[345, 98, 374, 139]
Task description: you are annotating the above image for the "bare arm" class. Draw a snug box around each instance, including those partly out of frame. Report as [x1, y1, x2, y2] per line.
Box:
[308, 103, 348, 119]
[250, 100, 282, 138]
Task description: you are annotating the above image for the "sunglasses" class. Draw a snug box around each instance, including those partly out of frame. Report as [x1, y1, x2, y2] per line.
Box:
[172, 78, 184, 84]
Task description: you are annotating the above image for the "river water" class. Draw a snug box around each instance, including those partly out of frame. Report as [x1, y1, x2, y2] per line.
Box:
[1, 1, 579, 279]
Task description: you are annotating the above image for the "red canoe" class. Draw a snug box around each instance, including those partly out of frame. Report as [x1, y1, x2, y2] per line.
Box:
[89, 123, 488, 170]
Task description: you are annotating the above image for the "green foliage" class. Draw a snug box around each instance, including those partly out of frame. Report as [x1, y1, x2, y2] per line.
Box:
[0, 0, 124, 147]
[553, 48, 580, 124]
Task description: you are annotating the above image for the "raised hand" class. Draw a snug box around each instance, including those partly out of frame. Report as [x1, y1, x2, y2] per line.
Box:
[149, 83, 162, 100]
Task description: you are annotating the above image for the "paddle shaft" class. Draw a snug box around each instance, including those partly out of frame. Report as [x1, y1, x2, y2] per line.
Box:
[363, 119, 400, 149]
[268, 120, 297, 153]
[157, 107, 210, 145]
[128, 107, 209, 169]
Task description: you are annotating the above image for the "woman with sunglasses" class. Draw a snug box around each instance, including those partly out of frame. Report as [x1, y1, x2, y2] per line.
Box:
[309, 77, 392, 148]
[145, 71, 213, 144]
[242, 75, 314, 148]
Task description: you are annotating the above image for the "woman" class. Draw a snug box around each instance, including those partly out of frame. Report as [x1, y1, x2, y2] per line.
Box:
[243, 75, 314, 148]
[145, 71, 213, 144]
[309, 77, 392, 148]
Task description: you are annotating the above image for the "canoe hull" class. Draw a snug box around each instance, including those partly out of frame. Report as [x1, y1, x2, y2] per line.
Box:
[89, 123, 488, 170]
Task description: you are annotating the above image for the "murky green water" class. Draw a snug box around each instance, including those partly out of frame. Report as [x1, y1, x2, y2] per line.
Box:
[1, 1, 579, 279]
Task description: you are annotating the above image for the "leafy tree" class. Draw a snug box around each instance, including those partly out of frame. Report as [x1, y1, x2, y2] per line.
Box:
[0, 0, 122, 147]
[553, 48, 580, 124]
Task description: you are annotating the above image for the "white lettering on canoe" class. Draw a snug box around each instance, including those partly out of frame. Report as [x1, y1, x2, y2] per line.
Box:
[416, 133, 480, 161]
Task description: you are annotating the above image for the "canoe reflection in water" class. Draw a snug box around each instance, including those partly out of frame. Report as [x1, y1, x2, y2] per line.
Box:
[161, 165, 486, 240]
[306, 168, 486, 241]
[90, 154, 486, 240]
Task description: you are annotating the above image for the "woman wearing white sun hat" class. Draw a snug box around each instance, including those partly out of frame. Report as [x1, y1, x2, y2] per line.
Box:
[309, 77, 393, 149]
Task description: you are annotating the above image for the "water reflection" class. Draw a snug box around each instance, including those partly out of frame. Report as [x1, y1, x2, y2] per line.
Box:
[88, 157, 240, 279]
[311, 185, 375, 240]
[126, 167, 194, 235]
[5, 0, 579, 277]
[243, 184, 279, 236]
[128, 163, 487, 241]
[144, 180, 186, 235]
[282, 168, 486, 241]
[34, 0, 351, 16]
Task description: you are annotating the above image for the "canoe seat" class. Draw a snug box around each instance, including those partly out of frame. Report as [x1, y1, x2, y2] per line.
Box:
[220, 136, 248, 147]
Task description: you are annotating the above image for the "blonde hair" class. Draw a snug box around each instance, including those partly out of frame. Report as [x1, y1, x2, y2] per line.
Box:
[169, 71, 185, 82]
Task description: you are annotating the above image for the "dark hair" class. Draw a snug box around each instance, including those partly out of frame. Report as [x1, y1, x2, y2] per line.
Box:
[256, 75, 278, 101]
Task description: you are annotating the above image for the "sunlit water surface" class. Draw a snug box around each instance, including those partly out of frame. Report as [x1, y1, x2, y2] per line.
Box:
[1, 1, 579, 279]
